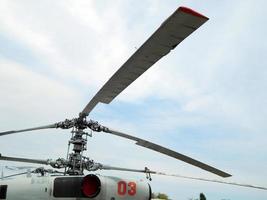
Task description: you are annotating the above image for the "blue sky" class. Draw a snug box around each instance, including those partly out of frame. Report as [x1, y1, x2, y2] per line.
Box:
[0, 0, 267, 199]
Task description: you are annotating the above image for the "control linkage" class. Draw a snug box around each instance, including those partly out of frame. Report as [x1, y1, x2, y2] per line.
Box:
[45, 157, 104, 172]
[54, 114, 109, 133]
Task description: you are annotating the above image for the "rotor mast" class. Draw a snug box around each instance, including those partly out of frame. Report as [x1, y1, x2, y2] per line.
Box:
[67, 129, 87, 175]
[62, 113, 108, 175]
[64, 113, 89, 175]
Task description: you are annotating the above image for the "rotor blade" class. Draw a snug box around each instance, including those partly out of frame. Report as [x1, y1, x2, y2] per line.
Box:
[0, 168, 64, 179]
[81, 7, 209, 115]
[0, 154, 49, 165]
[100, 165, 149, 174]
[157, 173, 267, 191]
[4, 166, 35, 171]
[100, 165, 267, 191]
[0, 124, 57, 136]
[102, 128, 231, 178]
[1, 171, 28, 179]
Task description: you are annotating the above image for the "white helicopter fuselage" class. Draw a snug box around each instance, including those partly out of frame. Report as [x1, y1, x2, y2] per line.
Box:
[0, 174, 152, 200]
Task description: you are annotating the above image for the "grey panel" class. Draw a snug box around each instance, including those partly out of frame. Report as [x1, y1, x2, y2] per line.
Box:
[0, 185, 7, 199]
[53, 177, 84, 197]
[81, 7, 209, 115]
[104, 128, 231, 178]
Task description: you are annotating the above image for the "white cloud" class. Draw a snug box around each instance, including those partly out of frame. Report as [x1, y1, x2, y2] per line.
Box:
[0, 1, 56, 55]
[0, 0, 133, 90]
[0, 58, 81, 121]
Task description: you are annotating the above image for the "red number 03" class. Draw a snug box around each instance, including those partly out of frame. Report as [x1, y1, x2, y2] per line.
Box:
[117, 181, 136, 196]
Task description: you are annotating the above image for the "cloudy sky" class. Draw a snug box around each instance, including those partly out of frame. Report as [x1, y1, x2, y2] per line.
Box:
[0, 0, 267, 199]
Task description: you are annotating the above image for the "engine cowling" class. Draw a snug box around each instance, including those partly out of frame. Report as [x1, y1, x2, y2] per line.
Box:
[52, 174, 152, 200]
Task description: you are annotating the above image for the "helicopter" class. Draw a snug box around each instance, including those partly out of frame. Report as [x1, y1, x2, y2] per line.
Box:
[0, 5, 266, 200]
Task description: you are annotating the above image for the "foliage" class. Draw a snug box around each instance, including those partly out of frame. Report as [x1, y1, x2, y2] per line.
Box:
[200, 193, 206, 200]
[152, 192, 169, 199]
[188, 193, 207, 200]
[152, 192, 206, 200]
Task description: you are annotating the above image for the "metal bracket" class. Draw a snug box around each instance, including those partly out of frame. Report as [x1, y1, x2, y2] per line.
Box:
[144, 167, 152, 181]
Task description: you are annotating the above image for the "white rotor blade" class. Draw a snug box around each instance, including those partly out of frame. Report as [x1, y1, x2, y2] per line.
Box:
[100, 165, 148, 173]
[102, 128, 231, 178]
[1, 172, 29, 179]
[0, 124, 57, 136]
[0, 154, 49, 165]
[158, 173, 267, 191]
[82, 7, 209, 115]
[100, 165, 267, 191]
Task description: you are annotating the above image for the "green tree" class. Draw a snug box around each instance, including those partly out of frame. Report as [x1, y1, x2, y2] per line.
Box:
[200, 193, 206, 200]
[158, 193, 169, 199]
[152, 192, 169, 199]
